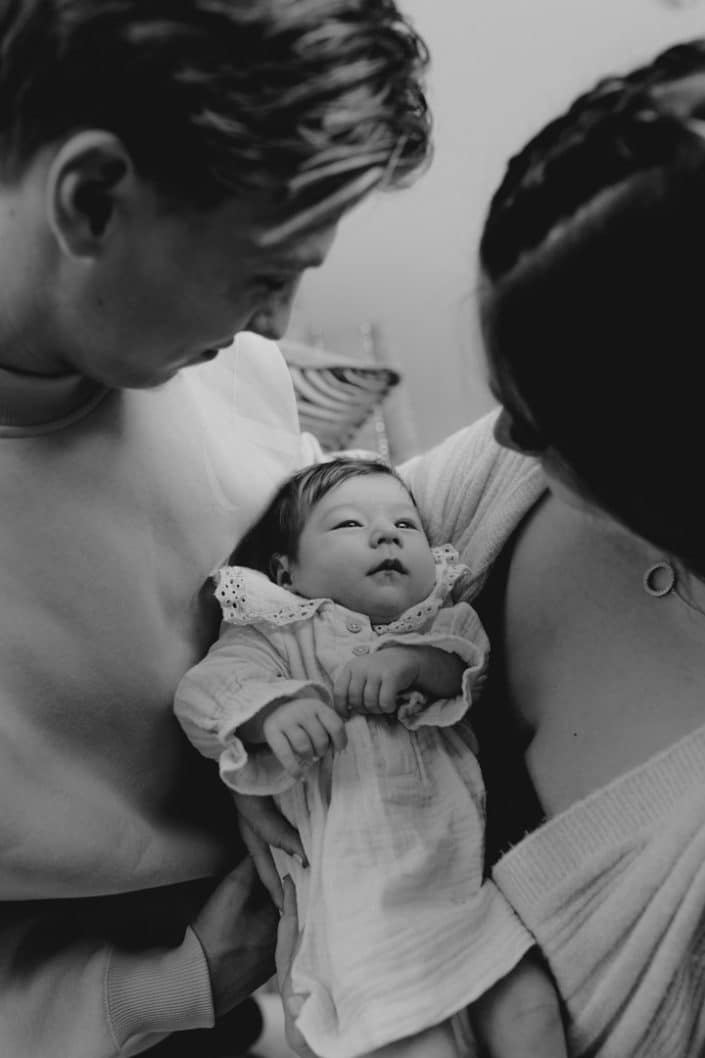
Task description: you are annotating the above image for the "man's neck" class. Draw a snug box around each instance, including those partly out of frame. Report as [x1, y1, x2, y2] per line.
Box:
[0, 360, 106, 431]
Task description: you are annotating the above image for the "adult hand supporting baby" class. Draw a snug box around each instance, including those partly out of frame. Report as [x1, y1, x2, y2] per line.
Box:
[276, 875, 319, 1058]
[190, 856, 279, 1016]
[234, 792, 308, 909]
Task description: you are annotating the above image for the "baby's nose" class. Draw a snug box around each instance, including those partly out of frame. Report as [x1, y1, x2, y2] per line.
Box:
[371, 523, 400, 545]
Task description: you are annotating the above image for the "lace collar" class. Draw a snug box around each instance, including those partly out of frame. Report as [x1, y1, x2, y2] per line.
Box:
[214, 544, 469, 635]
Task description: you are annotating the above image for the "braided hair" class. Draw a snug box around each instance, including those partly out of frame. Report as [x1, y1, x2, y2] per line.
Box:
[478, 39, 705, 578]
[480, 40, 705, 279]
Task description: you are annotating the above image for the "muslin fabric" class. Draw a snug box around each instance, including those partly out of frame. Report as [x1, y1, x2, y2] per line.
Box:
[175, 546, 533, 1058]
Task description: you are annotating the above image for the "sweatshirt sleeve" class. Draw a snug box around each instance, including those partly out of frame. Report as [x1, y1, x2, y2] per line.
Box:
[373, 602, 489, 731]
[174, 623, 330, 795]
[0, 910, 213, 1057]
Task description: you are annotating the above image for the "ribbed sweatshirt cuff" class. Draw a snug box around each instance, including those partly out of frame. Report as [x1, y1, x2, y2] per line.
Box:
[105, 925, 214, 1049]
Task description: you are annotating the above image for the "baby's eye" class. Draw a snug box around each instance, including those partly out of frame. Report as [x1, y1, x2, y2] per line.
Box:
[396, 519, 418, 529]
[333, 519, 362, 529]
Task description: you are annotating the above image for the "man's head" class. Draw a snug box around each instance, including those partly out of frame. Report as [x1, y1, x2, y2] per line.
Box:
[0, 0, 431, 386]
[0, 0, 430, 205]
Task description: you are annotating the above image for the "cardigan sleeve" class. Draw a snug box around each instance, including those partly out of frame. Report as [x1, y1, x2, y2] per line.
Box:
[400, 411, 545, 594]
[174, 622, 330, 795]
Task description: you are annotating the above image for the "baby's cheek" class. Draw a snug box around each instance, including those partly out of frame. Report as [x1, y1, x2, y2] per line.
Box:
[418, 561, 437, 598]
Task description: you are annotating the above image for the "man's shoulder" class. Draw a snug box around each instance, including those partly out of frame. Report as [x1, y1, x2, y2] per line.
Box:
[191, 332, 299, 432]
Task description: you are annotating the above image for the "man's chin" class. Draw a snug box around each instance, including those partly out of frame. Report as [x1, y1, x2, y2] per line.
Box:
[97, 366, 182, 391]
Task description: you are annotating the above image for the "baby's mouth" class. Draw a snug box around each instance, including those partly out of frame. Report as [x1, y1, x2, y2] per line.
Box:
[368, 558, 406, 575]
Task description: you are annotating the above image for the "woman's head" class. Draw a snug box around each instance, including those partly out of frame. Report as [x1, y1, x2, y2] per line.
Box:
[232, 458, 436, 624]
[479, 39, 705, 575]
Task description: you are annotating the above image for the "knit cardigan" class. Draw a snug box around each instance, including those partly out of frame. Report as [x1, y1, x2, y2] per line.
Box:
[404, 412, 705, 1057]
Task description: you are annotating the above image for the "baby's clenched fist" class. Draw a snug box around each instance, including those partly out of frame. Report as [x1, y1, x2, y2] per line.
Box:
[263, 697, 347, 778]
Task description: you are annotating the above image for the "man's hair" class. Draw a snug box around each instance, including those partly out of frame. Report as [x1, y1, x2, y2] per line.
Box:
[0, 0, 431, 205]
[477, 38, 705, 578]
[231, 457, 410, 579]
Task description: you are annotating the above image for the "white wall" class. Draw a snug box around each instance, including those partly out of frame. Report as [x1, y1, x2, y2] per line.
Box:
[290, 0, 705, 453]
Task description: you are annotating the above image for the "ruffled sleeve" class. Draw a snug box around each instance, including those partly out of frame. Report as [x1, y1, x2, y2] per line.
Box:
[174, 622, 330, 795]
[373, 601, 489, 731]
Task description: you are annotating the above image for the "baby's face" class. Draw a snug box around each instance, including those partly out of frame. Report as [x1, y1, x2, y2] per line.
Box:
[285, 474, 437, 624]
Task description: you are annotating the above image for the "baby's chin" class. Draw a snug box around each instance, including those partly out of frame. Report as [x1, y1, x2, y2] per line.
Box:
[364, 587, 433, 627]
[332, 593, 403, 626]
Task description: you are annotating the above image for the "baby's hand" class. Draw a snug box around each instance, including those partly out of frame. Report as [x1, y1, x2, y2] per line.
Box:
[263, 698, 347, 779]
[333, 647, 421, 717]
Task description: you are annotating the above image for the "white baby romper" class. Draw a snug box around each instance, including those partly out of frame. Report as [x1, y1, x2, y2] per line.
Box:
[175, 546, 533, 1058]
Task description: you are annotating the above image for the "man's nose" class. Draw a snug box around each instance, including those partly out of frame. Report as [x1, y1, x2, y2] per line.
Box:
[248, 281, 301, 340]
[248, 296, 296, 340]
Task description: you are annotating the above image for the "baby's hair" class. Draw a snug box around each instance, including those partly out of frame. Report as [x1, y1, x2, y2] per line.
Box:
[0, 0, 431, 207]
[478, 37, 705, 578]
[231, 457, 411, 580]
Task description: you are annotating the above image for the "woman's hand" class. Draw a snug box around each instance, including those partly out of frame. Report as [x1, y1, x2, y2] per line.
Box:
[234, 792, 308, 910]
[276, 875, 319, 1058]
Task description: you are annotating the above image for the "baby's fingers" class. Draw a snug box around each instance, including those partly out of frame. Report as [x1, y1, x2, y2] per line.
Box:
[346, 668, 380, 715]
[301, 713, 337, 760]
[317, 706, 348, 752]
[361, 670, 384, 714]
[377, 674, 400, 715]
[267, 728, 307, 778]
[286, 724, 320, 769]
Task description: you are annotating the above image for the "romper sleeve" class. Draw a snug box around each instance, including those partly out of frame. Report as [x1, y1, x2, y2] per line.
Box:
[174, 622, 330, 795]
[373, 602, 489, 731]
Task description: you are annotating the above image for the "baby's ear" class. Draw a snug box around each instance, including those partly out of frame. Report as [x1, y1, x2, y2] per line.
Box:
[270, 554, 293, 586]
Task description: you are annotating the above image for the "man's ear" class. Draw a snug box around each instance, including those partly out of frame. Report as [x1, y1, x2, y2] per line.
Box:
[46, 130, 136, 258]
[271, 554, 293, 587]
